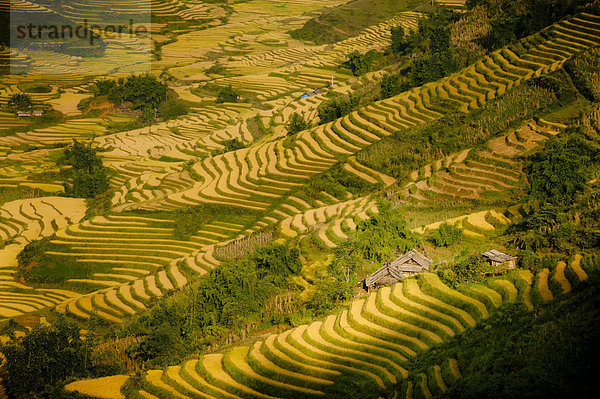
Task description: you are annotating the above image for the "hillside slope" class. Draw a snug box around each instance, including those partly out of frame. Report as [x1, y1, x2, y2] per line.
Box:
[291, 0, 425, 44]
[64, 259, 599, 398]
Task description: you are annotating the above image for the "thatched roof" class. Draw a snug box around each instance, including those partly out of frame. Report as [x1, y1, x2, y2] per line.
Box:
[365, 249, 432, 287]
[482, 249, 517, 263]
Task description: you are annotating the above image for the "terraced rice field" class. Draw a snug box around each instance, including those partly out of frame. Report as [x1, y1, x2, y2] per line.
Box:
[0, 0, 598, 345]
[110, 13, 600, 218]
[0, 118, 107, 147]
[215, 12, 420, 99]
[406, 120, 560, 202]
[414, 208, 512, 238]
[49, 216, 243, 322]
[0, 197, 86, 319]
[64, 375, 129, 399]
[279, 196, 379, 248]
[0, 11, 591, 325]
[72, 263, 590, 398]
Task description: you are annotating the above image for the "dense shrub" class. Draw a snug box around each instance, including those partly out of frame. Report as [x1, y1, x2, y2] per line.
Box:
[94, 79, 117, 96]
[343, 50, 379, 76]
[157, 91, 190, 120]
[17, 236, 93, 284]
[429, 222, 463, 247]
[390, 25, 411, 55]
[389, 6, 461, 87]
[212, 138, 247, 155]
[437, 254, 493, 288]
[564, 47, 600, 102]
[380, 72, 410, 100]
[299, 163, 381, 201]
[352, 200, 420, 262]
[172, 207, 209, 240]
[307, 278, 353, 316]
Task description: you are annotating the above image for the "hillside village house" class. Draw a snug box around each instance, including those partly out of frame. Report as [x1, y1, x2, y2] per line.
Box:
[364, 248, 432, 290]
[482, 249, 517, 273]
[16, 110, 44, 117]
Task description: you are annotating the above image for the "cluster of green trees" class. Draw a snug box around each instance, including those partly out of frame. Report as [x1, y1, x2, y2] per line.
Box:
[437, 254, 494, 288]
[0, 317, 93, 398]
[157, 91, 190, 120]
[94, 74, 188, 121]
[317, 92, 362, 124]
[388, 7, 461, 88]
[342, 50, 380, 76]
[96, 74, 167, 109]
[526, 134, 594, 205]
[510, 128, 600, 252]
[60, 140, 110, 198]
[351, 200, 420, 262]
[429, 222, 463, 247]
[379, 71, 411, 100]
[124, 243, 301, 365]
[8, 93, 33, 109]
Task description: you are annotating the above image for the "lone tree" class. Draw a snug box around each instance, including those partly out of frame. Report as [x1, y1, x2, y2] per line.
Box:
[286, 112, 311, 135]
[216, 85, 239, 103]
[61, 140, 110, 198]
[8, 93, 32, 109]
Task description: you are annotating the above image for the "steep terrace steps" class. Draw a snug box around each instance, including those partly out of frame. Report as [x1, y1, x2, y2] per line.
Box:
[118, 16, 589, 212]
[406, 120, 556, 201]
[67, 261, 595, 395]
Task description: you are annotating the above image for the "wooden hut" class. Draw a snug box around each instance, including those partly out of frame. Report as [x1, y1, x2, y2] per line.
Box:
[364, 249, 432, 290]
[482, 249, 517, 272]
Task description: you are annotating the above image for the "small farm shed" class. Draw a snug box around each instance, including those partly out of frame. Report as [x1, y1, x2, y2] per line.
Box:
[300, 88, 323, 99]
[364, 249, 432, 290]
[482, 249, 517, 270]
